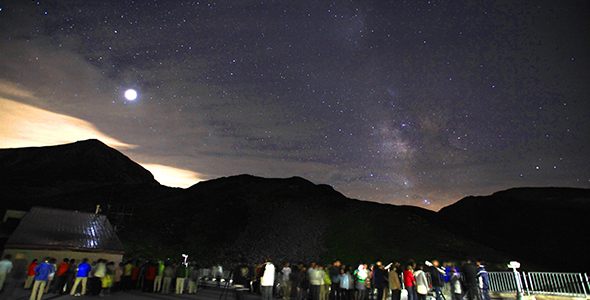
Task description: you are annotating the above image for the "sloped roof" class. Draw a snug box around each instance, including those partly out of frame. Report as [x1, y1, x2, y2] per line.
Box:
[5, 207, 125, 254]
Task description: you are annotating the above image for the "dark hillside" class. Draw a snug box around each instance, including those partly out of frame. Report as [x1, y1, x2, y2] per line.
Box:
[120, 174, 514, 267]
[438, 187, 590, 272]
[2, 140, 586, 271]
[0, 139, 160, 203]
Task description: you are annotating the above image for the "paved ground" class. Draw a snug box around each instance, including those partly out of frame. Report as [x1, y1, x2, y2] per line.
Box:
[3, 284, 248, 300]
[5, 288, 519, 300]
[2, 280, 518, 300]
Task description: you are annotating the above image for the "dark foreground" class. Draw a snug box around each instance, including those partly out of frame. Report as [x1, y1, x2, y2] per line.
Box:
[2, 281, 522, 300]
[0, 287, 522, 300]
[3, 285, 246, 300]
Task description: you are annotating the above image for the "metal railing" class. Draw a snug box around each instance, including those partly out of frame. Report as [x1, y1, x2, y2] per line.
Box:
[489, 271, 589, 299]
[527, 272, 589, 297]
[489, 271, 524, 294]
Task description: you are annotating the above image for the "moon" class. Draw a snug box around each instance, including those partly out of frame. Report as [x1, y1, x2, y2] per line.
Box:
[124, 89, 137, 101]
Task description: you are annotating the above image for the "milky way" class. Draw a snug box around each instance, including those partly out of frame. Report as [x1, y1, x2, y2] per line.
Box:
[1, 0, 588, 210]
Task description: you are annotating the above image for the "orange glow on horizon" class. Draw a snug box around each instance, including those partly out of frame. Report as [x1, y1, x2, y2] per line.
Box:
[141, 164, 203, 188]
[0, 97, 135, 149]
[0, 83, 202, 188]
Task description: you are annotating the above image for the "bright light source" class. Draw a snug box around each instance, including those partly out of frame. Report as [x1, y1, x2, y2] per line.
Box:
[124, 89, 137, 101]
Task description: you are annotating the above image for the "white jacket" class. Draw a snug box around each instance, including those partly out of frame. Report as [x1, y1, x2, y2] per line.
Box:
[261, 262, 275, 286]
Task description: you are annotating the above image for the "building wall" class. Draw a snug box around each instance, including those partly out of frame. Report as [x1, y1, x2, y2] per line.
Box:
[2, 248, 123, 272]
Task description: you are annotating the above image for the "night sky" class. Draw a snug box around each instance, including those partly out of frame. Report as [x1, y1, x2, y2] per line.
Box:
[1, 0, 588, 210]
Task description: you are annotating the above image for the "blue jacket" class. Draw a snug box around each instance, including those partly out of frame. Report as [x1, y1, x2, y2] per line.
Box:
[477, 266, 489, 289]
[34, 262, 55, 281]
[77, 262, 92, 277]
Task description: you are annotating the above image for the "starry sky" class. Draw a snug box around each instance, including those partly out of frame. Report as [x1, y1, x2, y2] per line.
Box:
[1, 0, 588, 210]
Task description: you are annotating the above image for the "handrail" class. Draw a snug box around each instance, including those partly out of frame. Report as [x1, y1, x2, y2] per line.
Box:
[489, 272, 589, 299]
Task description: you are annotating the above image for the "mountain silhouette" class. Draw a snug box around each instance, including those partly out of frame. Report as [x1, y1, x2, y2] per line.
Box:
[1, 140, 587, 272]
[439, 188, 590, 272]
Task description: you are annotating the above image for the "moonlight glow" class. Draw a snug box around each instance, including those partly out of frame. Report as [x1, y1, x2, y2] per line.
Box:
[124, 89, 137, 101]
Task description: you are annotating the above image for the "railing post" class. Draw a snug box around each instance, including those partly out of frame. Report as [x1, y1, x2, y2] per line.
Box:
[490, 270, 590, 298]
[514, 270, 524, 300]
[523, 272, 531, 296]
[581, 273, 588, 299]
[508, 261, 524, 300]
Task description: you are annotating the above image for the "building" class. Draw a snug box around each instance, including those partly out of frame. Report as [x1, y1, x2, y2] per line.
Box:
[2, 206, 125, 264]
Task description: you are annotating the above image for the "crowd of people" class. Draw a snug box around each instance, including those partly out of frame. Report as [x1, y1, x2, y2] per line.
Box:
[237, 257, 490, 300]
[1, 255, 123, 299]
[0, 255, 204, 298]
[0, 253, 491, 300]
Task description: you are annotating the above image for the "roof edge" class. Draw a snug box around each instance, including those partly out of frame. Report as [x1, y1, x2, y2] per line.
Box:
[5, 244, 125, 255]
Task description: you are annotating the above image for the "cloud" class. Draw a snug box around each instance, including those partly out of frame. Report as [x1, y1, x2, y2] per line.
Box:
[141, 164, 204, 188]
[0, 82, 203, 188]
[0, 96, 135, 149]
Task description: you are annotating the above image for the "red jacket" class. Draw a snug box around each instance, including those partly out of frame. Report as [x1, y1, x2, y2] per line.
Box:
[27, 262, 38, 276]
[57, 262, 70, 276]
[145, 266, 157, 280]
[403, 270, 415, 287]
[131, 267, 140, 280]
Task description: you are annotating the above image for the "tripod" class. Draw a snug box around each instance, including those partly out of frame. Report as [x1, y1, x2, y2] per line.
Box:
[219, 270, 235, 300]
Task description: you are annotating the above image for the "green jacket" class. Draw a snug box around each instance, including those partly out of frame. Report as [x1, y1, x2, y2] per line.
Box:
[157, 261, 165, 276]
[176, 265, 188, 278]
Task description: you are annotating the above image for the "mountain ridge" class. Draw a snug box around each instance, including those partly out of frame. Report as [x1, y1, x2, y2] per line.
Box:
[0, 139, 158, 186]
[1, 139, 587, 272]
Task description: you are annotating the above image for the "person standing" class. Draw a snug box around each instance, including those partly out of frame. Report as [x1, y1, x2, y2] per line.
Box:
[320, 265, 329, 300]
[309, 264, 321, 300]
[143, 262, 156, 293]
[100, 261, 115, 296]
[233, 261, 251, 300]
[282, 262, 293, 300]
[461, 259, 479, 300]
[402, 264, 416, 300]
[154, 260, 165, 292]
[113, 262, 123, 293]
[44, 258, 57, 293]
[414, 264, 428, 300]
[89, 261, 101, 296]
[477, 261, 490, 300]
[188, 262, 200, 294]
[122, 260, 133, 290]
[339, 267, 353, 300]
[260, 257, 276, 300]
[70, 258, 91, 296]
[373, 260, 388, 300]
[426, 260, 446, 300]
[176, 262, 188, 294]
[161, 262, 174, 294]
[29, 257, 54, 300]
[0, 254, 14, 293]
[290, 264, 302, 300]
[92, 259, 107, 296]
[24, 259, 38, 290]
[354, 263, 369, 300]
[53, 258, 70, 294]
[64, 259, 77, 294]
[449, 268, 463, 300]
[329, 260, 341, 300]
[388, 262, 402, 300]
[131, 260, 140, 289]
[299, 264, 310, 300]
